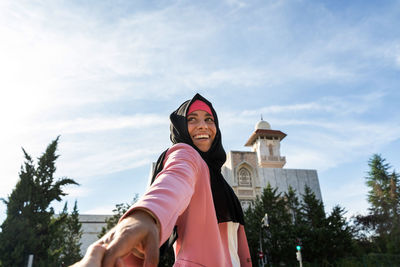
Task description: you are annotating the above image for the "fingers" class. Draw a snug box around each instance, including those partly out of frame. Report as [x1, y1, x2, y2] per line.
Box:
[99, 226, 116, 244]
[70, 240, 107, 267]
[102, 211, 160, 267]
[103, 228, 142, 267]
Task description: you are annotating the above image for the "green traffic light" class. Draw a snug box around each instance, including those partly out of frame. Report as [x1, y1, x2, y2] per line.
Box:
[296, 245, 301, 251]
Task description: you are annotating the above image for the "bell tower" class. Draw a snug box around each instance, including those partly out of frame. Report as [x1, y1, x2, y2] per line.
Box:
[244, 119, 286, 168]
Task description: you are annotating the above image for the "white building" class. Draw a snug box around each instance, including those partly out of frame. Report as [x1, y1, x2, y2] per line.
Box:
[222, 119, 322, 209]
[79, 215, 109, 254]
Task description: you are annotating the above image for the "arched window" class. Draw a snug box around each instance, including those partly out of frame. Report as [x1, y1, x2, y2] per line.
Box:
[238, 168, 252, 187]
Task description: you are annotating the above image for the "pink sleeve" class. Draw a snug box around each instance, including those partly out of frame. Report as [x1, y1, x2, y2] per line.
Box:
[238, 225, 252, 266]
[120, 143, 203, 244]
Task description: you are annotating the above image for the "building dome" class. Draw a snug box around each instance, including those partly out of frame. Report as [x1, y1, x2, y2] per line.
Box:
[255, 119, 271, 130]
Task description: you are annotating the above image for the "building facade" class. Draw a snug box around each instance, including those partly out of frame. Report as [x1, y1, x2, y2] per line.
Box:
[221, 119, 322, 210]
[79, 215, 109, 254]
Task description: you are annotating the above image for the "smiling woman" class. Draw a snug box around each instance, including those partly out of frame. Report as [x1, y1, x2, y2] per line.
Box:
[73, 93, 252, 267]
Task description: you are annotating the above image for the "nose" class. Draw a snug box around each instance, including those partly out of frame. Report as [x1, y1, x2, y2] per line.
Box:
[197, 119, 208, 129]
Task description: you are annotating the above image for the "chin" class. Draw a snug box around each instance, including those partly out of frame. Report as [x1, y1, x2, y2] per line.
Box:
[194, 144, 209, 152]
[199, 146, 211, 152]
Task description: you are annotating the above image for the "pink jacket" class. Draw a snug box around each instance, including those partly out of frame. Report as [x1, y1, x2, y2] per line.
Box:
[121, 143, 252, 266]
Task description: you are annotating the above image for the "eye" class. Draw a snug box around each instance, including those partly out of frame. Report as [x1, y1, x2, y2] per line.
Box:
[187, 117, 196, 122]
[205, 117, 214, 123]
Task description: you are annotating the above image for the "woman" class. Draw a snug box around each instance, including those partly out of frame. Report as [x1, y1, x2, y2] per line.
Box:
[75, 94, 252, 267]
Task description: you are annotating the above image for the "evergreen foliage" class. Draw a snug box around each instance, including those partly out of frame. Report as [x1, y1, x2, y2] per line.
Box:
[59, 201, 83, 266]
[300, 186, 328, 263]
[0, 137, 78, 266]
[243, 154, 400, 265]
[354, 154, 400, 254]
[244, 184, 354, 266]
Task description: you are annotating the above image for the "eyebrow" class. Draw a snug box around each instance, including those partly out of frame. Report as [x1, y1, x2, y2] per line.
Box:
[187, 112, 213, 117]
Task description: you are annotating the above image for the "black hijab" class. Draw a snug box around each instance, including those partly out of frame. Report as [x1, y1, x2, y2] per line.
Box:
[151, 93, 244, 254]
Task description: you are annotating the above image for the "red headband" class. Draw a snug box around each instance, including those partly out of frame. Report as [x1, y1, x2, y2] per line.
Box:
[187, 100, 213, 115]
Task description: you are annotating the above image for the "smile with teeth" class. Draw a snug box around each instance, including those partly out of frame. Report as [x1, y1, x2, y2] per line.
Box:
[194, 134, 210, 139]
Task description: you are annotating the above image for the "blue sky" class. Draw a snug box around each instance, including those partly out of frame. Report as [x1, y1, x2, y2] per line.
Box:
[1, 0, 400, 223]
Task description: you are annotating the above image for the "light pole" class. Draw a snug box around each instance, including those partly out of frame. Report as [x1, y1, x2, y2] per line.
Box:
[295, 238, 303, 267]
[27, 254, 34, 267]
[258, 213, 269, 267]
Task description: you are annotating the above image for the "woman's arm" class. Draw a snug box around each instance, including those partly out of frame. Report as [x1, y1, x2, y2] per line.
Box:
[102, 144, 204, 267]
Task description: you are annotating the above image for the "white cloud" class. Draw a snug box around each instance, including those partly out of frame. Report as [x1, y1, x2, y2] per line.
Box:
[278, 119, 400, 171]
[64, 186, 90, 198]
[38, 114, 167, 135]
[241, 92, 386, 117]
[59, 147, 157, 180]
[223, 92, 400, 172]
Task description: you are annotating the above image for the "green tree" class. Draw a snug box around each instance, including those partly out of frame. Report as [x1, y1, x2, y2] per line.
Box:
[325, 205, 354, 261]
[299, 185, 328, 264]
[360, 154, 400, 254]
[300, 186, 356, 264]
[244, 193, 268, 265]
[59, 201, 83, 265]
[244, 184, 355, 265]
[284, 186, 302, 226]
[244, 184, 297, 266]
[0, 137, 77, 266]
[261, 184, 295, 265]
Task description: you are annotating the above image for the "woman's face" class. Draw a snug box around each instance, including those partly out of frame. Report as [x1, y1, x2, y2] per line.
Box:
[187, 110, 216, 152]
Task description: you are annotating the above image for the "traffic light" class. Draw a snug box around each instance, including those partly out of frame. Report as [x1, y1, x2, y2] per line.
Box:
[295, 238, 302, 251]
[295, 238, 303, 265]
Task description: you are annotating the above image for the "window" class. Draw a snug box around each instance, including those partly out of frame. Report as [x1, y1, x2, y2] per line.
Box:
[238, 168, 252, 187]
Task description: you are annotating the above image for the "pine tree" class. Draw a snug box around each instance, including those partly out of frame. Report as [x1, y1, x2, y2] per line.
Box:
[284, 186, 304, 263]
[261, 184, 294, 265]
[364, 154, 400, 253]
[325, 205, 354, 261]
[0, 137, 78, 266]
[59, 201, 83, 266]
[284, 186, 302, 225]
[244, 184, 356, 265]
[243, 194, 267, 264]
[244, 184, 296, 266]
[300, 185, 328, 264]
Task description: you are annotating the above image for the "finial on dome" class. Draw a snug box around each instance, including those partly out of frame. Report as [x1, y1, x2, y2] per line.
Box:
[261, 114, 263, 121]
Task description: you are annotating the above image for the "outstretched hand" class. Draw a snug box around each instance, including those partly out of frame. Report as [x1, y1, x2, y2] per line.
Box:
[70, 240, 107, 267]
[101, 210, 160, 267]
